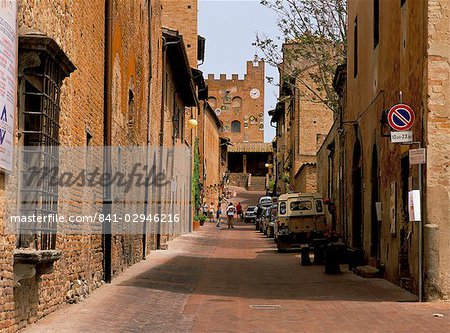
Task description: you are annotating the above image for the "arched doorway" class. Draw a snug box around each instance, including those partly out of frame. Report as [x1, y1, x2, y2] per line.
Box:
[352, 139, 363, 249]
[370, 145, 380, 258]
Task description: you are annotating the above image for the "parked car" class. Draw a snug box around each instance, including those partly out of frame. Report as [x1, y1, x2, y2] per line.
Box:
[266, 204, 278, 238]
[274, 193, 327, 252]
[255, 197, 272, 231]
[244, 206, 257, 223]
[258, 196, 273, 207]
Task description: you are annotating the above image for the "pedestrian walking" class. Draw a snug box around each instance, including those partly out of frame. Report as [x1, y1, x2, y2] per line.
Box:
[216, 206, 222, 228]
[209, 202, 215, 220]
[202, 202, 208, 217]
[226, 203, 236, 229]
[236, 202, 243, 221]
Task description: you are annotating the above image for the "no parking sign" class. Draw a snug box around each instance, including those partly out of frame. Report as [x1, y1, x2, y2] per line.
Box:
[387, 103, 415, 131]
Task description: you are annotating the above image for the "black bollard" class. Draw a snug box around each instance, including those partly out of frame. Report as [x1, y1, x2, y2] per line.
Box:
[301, 246, 311, 266]
[325, 243, 341, 274]
[314, 245, 325, 265]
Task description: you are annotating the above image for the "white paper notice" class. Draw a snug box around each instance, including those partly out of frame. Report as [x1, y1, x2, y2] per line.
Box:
[408, 190, 421, 222]
[0, 1, 16, 171]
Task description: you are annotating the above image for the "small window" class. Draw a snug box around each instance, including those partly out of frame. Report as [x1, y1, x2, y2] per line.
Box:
[354, 16, 358, 78]
[231, 96, 242, 114]
[315, 200, 324, 213]
[208, 96, 217, 108]
[279, 202, 287, 215]
[374, 0, 379, 48]
[231, 120, 241, 133]
[290, 200, 312, 211]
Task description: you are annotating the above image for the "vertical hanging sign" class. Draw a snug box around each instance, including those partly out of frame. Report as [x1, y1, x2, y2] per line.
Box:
[0, 0, 17, 171]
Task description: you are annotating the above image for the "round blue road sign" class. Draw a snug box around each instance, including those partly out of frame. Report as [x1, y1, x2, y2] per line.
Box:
[387, 103, 415, 131]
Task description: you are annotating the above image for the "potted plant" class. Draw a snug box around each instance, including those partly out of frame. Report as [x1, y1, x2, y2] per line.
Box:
[198, 215, 207, 226]
[193, 215, 200, 230]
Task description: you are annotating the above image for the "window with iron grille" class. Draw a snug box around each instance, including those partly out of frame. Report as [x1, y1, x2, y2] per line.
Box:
[17, 34, 75, 250]
[231, 120, 241, 133]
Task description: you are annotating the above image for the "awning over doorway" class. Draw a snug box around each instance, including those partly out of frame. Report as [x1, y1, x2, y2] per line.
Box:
[227, 142, 272, 153]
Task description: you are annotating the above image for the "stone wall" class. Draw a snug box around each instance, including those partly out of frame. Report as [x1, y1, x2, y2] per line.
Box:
[425, 0, 450, 299]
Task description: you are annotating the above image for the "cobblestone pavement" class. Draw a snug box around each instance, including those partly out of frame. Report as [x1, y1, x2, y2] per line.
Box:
[24, 222, 450, 333]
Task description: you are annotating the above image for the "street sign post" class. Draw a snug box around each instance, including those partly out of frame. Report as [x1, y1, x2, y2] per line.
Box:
[387, 103, 415, 132]
[409, 148, 426, 165]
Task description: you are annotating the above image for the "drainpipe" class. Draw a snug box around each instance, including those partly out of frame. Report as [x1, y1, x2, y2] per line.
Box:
[103, 0, 113, 283]
[338, 102, 346, 245]
[156, 37, 167, 249]
[142, 1, 153, 259]
[270, 118, 277, 196]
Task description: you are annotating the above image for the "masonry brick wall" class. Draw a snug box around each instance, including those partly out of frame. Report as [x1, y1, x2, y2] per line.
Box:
[294, 164, 317, 194]
[206, 61, 265, 144]
[0, 0, 165, 331]
[274, 43, 333, 194]
[198, 102, 221, 208]
[425, 0, 450, 299]
[161, 0, 198, 68]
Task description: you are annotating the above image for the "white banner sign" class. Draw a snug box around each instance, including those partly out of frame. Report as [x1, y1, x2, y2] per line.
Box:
[0, 1, 17, 171]
[390, 131, 412, 143]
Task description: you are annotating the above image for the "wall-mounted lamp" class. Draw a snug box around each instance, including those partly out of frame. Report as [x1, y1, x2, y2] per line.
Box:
[188, 118, 198, 128]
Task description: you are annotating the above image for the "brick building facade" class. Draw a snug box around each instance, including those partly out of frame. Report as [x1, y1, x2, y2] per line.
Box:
[198, 102, 221, 208]
[206, 60, 271, 190]
[207, 60, 265, 144]
[271, 43, 333, 195]
[318, 0, 450, 300]
[0, 0, 205, 331]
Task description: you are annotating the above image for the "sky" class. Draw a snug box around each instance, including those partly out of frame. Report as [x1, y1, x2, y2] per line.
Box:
[198, 0, 280, 142]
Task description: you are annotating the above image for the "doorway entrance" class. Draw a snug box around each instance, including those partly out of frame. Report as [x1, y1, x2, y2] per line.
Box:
[352, 139, 363, 249]
[370, 145, 380, 258]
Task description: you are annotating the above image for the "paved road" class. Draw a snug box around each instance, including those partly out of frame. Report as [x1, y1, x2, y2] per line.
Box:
[25, 222, 450, 333]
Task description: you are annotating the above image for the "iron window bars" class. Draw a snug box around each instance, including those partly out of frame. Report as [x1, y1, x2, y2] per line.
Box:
[17, 33, 75, 250]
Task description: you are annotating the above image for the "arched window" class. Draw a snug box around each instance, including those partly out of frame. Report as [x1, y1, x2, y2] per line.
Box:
[231, 97, 242, 114]
[208, 96, 217, 108]
[231, 120, 241, 133]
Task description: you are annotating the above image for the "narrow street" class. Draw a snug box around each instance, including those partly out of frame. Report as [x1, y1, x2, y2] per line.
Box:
[24, 222, 449, 333]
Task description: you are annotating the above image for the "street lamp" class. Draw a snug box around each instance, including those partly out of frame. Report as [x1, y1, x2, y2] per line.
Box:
[188, 118, 198, 128]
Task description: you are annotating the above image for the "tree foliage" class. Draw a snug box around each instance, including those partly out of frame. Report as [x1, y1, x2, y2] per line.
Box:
[257, 0, 347, 113]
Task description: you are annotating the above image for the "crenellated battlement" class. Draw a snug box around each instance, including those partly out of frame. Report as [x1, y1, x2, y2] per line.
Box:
[206, 60, 264, 82]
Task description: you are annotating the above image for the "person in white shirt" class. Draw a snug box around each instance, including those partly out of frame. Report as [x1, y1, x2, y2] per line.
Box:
[226, 203, 236, 229]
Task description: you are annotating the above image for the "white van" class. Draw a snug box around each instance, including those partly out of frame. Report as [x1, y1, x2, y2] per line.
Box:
[274, 193, 326, 252]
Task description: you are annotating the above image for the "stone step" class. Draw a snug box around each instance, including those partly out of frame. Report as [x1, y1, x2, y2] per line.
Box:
[247, 176, 266, 191]
[355, 265, 381, 278]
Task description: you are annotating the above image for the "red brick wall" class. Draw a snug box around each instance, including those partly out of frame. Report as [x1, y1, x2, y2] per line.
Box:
[206, 61, 265, 144]
[0, 1, 162, 331]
